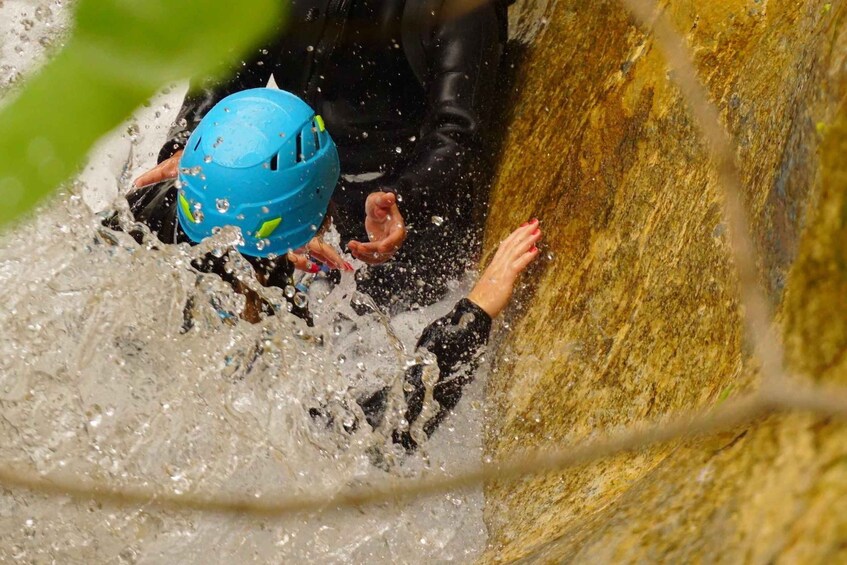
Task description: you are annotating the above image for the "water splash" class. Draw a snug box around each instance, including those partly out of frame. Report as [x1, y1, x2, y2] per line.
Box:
[0, 2, 489, 560]
[0, 191, 488, 562]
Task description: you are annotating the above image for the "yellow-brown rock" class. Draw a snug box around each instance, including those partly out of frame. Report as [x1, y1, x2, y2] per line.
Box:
[482, 0, 847, 561]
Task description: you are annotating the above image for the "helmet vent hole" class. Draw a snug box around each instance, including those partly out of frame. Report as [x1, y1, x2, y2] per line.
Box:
[194, 137, 202, 151]
[313, 125, 321, 149]
[296, 132, 304, 163]
[270, 153, 279, 171]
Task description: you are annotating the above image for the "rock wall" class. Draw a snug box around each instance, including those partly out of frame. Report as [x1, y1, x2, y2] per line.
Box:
[482, 0, 847, 561]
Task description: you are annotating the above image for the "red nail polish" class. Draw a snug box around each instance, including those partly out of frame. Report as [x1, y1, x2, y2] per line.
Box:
[531, 218, 539, 224]
[531, 246, 538, 253]
[533, 228, 541, 235]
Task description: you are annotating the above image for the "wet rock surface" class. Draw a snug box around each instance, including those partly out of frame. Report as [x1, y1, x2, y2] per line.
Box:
[483, 0, 847, 561]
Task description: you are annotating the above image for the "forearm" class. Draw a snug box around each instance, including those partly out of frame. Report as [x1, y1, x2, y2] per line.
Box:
[385, 0, 502, 224]
[395, 297, 492, 449]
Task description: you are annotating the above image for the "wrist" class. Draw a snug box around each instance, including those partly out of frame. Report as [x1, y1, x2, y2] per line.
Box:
[466, 290, 497, 319]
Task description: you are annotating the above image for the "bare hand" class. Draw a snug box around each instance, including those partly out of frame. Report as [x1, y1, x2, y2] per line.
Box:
[133, 150, 183, 188]
[467, 219, 542, 318]
[288, 237, 354, 272]
[347, 191, 407, 265]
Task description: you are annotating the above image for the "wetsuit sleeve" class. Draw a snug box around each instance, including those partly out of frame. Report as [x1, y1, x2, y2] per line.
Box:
[395, 297, 492, 450]
[383, 1, 503, 227]
[157, 38, 283, 163]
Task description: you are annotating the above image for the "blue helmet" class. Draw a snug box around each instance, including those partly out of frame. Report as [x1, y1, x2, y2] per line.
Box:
[176, 88, 340, 257]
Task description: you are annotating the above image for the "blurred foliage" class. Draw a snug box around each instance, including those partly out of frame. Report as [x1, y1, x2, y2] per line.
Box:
[0, 0, 283, 227]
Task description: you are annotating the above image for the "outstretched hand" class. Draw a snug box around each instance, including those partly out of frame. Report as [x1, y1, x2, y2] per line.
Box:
[347, 191, 407, 265]
[132, 150, 183, 189]
[467, 219, 542, 318]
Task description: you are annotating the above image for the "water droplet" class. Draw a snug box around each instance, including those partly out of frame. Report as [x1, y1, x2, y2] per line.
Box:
[310, 224, 318, 232]
[204, 155, 213, 163]
[361, 132, 369, 139]
[395, 146, 402, 154]
[293, 293, 309, 308]
[215, 198, 230, 213]
[306, 45, 315, 52]
[261, 206, 270, 214]
[284, 285, 296, 298]
[431, 215, 444, 226]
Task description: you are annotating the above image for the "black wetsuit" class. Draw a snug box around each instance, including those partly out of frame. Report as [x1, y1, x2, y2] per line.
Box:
[113, 180, 492, 450]
[159, 0, 506, 310]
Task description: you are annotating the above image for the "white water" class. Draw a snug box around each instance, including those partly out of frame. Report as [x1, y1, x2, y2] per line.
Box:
[0, 2, 489, 562]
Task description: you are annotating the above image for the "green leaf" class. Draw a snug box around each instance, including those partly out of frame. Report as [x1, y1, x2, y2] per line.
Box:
[0, 0, 284, 227]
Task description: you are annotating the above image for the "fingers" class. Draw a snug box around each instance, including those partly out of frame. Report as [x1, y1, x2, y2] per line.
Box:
[514, 218, 541, 245]
[467, 218, 543, 319]
[347, 225, 405, 263]
[290, 237, 355, 272]
[288, 237, 354, 273]
[347, 238, 398, 265]
[497, 219, 540, 258]
[348, 244, 388, 264]
[357, 191, 407, 264]
[512, 245, 540, 273]
[507, 219, 542, 273]
[367, 191, 396, 210]
[132, 152, 182, 187]
[306, 238, 354, 271]
[287, 252, 319, 273]
[378, 223, 407, 249]
[375, 191, 396, 209]
[365, 191, 398, 223]
[133, 165, 168, 188]
[516, 226, 542, 253]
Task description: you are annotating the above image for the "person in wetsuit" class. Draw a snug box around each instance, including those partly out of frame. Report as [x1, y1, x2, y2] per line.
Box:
[133, 0, 508, 312]
[118, 89, 540, 451]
